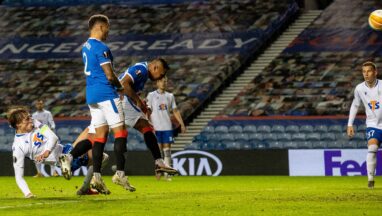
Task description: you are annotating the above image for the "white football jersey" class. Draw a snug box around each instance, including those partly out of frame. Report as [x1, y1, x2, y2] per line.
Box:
[12, 119, 61, 196]
[32, 109, 56, 129]
[147, 90, 177, 131]
[348, 80, 382, 129]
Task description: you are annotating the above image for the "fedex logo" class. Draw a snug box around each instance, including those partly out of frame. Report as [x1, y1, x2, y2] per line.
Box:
[368, 100, 380, 111]
[324, 150, 382, 176]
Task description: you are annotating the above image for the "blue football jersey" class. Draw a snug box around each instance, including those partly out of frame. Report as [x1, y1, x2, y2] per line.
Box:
[119, 62, 149, 93]
[82, 38, 118, 104]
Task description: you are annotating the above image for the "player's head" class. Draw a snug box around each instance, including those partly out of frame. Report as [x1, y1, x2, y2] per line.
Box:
[156, 76, 168, 91]
[362, 61, 377, 84]
[35, 99, 44, 111]
[7, 107, 33, 132]
[148, 58, 170, 81]
[88, 14, 110, 41]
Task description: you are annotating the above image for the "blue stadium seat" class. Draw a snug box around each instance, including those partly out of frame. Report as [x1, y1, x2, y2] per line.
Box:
[57, 127, 70, 136]
[328, 125, 343, 133]
[314, 125, 328, 133]
[249, 133, 264, 142]
[299, 125, 314, 133]
[255, 142, 267, 149]
[285, 125, 299, 133]
[352, 133, 365, 142]
[320, 133, 336, 141]
[271, 125, 285, 133]
[263, 133, 277, 143]
[224, 141, 242, 150]
[336, 132, 349, 141]
[0, 128, 5, 136]
[257, 125, 271, 133]
[200, 142, 217, 150]
[206, 133, 220, 142]
[297, 141, 312, 149]
[234, 133, 249, 142]
[312, 141, 326, 149]
[284, 141, 298, 149]
[193, 134, 206, 142]
[268, 141, 283, 149]
[229, 125, 243, 134]
[291, 133, 306, 142]
[127, 139, 140, 150]
[327, 141, 343, 149]
[202, 125, 215, 134]
[305, 133, 320, 142]
[342, 140, 356, 149]
[358, 125, 367, 133]
[277, 133, 291, 142]
[242, 143, 253, 150]
[214, 125, 229, 134]
[70, 126, 83, 135]
[215, 142, 227, 150]
[243, 125, 257, 134]
[220, 133, 234, 142]
[357, 140, 366, 148]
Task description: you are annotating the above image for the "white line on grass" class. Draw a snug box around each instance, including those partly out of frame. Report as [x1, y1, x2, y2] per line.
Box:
[0, 200, 81, 209]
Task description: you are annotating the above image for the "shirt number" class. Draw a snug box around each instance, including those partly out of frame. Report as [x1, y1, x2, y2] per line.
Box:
[83, 52, 91, 76]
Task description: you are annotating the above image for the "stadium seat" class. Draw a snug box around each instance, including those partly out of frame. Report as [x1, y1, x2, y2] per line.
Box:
[314, 125, 328, 133]
[234, 133, 249, 142]
[328, 125, 343, 133]
[0, 128, 5, 136]
[220, 133, 235, 142]
[320, 133, 336, 141]
[352, 133, 365, 142]
[243, 125, 257, 134]
[277, 133, 292, 142]
[271, 125, 285, 133]
[221, 140, 240, 150]
[357, 140, 366, 149]
[257, 125, 271, 133]
[185, 142, 201, 150]
[291, 133, 306, 142]
[200, 142, 216, 150]
[57, 127, 70, 136]
[305, 133, 320, 142]
[229, 125, 243, 134]
[242, 143, 253, 150]
[255, 142, 267, 149]
[215, 125, 229, 134]
[285, 125, 299, 133]
[268, 141, 283, 149]
[205, 133, 220, 142]
[263, 133, 277, 143]
[297, 141, 312, 149]
[336, 132, 349, 141]
[357, 125, 367, 133]
[312, 141, 326, 149]
[326, 141, 343, 149]
[202, 125, 215, 134]
[215, 142, 227, 150]
[249, 133, 264, 142]
[70, 126, 83, 135]
[342, 140, 356, 149]
[284, 141, 298, 149]
[299, 125, 314, 133]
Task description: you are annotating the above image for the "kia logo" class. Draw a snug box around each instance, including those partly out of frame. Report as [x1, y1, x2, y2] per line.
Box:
[172, 150, 223, 176]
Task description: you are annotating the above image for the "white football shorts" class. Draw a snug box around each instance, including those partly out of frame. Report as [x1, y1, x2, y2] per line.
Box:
[122, 96, 148, 127]
[88, 98, 125, 129]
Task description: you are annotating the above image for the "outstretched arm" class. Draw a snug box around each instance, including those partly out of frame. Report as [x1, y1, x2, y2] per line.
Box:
[13, 148, 34, 198]
[347, 88, 361, 138]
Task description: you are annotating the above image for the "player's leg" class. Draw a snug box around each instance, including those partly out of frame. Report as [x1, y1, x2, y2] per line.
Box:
[33, 163, 43, 177]
[157, 130, 174, 181]
[77, 153, 109, 195]
[135, 119, 179, 176]
[366, 128, 380, 189]
[51, 165, 59, 177]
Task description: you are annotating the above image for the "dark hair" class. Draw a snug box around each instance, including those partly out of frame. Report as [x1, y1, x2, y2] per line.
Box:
[7, 107, 30, 129]
[363, 61, 377, 71]
[156, 58, 170, 72]
[88, 14, 109, 30]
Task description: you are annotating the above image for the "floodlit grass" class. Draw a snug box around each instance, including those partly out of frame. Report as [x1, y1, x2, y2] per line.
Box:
[0, 176, 381, 215]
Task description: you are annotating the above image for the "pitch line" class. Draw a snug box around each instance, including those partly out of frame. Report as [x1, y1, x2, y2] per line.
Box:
[0, 200, 81, 209]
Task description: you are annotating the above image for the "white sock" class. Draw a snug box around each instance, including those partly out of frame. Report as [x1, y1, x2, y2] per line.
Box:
[35, 163, 42, 173]
[367, 144, 378, 181]
[50, 165, 56, 175]
[116, 170, 125, 177]
[93, 172, 102, 180]
[163, 147, 171, 167]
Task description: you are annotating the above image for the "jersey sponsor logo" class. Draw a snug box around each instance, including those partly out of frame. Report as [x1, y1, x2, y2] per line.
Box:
[172, 150, 223, 176]
[33, 132, 44, 148]
[368, 100, 380, 111]
[159, 104, 168, 111]
[135, 70, 142, 78]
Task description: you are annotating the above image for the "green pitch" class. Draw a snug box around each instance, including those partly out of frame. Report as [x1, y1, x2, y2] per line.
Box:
[0, 176, 381, 216]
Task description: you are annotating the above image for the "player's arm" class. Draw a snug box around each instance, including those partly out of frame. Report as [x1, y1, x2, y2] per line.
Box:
[101, 63, 124, 92]
[347, 88, 361, 138]
[120, 74, 147, 113]
[35, 125, 59, 162]
[13, 148, 34, 198]
[146, 93, 153, 118]
[170, 94, 186, 133]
